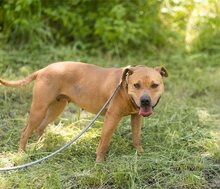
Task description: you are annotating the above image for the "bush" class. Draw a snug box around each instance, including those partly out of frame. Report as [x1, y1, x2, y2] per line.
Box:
[187, 1, 220, 53]
[0, 0, 220, 54]
[0, 0, 172, 53]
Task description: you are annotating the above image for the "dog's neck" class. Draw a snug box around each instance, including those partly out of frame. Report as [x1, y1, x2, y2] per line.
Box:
[121, 80, 139, 114]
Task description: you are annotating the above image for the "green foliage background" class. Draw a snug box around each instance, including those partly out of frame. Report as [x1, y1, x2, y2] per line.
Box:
[0, 0, 219, 54]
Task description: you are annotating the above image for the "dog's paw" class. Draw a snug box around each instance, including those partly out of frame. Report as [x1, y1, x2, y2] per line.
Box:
[18, 148, 26, 154]
[96, 155, 105, 163]
[136, 145, 144, 153]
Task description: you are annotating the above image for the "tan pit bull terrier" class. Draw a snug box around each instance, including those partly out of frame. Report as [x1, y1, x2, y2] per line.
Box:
[0, 62, 168, 162]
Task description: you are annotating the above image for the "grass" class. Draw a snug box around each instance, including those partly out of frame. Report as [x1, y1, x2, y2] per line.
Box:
[0, 47, 220, 188]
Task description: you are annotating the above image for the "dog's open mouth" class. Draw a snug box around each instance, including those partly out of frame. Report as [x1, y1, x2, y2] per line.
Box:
[130, 96, 153, 117]
[139, 106, 153, 117]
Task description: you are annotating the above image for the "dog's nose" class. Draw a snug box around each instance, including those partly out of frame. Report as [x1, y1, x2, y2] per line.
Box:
[140, 95, 151, 106]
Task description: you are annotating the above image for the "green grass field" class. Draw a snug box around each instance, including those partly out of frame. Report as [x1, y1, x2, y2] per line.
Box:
[0, 47, 220, 188]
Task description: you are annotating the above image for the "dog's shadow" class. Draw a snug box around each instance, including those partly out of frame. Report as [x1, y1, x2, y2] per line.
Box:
[29, 105, 103, 159]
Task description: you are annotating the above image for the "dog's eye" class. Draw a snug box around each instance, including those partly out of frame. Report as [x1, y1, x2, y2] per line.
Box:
[151, 83, 159, 89]
[133, 83, 140, 89]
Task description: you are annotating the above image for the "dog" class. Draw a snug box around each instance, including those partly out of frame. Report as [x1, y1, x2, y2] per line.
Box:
[0, 62, 168, 162]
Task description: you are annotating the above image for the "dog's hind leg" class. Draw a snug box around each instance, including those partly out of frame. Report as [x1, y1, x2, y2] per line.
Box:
[36, 98, 68, 137]
[18, 83, 57, 151]
[19, 102, 49, 151]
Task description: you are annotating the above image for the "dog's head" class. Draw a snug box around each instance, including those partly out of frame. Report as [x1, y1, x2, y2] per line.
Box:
[122, 65, 168, 117]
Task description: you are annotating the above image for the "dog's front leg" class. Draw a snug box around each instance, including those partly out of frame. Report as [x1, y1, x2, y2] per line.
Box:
[131, 114, 144, 153]
[96, 111, 122, 163]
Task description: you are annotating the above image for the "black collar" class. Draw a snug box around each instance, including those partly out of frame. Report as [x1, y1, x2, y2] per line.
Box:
[153, 96, 161, 109]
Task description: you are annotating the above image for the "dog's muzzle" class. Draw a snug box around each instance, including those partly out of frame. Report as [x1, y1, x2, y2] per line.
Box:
[139, 95, 153, 117]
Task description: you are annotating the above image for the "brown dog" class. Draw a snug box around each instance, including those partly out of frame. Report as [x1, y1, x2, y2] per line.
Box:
[0, 62, 168, 162]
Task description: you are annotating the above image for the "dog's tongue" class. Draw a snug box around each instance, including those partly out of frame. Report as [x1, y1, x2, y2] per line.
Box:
[139, 106, 153, 117]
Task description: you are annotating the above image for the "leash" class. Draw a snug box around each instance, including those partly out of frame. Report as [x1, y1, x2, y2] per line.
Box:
[0, 80, 123, 171]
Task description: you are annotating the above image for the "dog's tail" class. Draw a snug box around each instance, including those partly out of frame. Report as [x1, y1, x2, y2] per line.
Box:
[0, 71, 39, 88]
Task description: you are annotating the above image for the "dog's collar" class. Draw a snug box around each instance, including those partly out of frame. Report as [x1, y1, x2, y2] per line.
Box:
[152, 96, 161, 109]
[129, 96, 140, 111]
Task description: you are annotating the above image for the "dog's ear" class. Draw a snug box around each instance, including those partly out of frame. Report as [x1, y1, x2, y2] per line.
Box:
[155, 66, 168, 77]
[121, 66, 133, 81]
